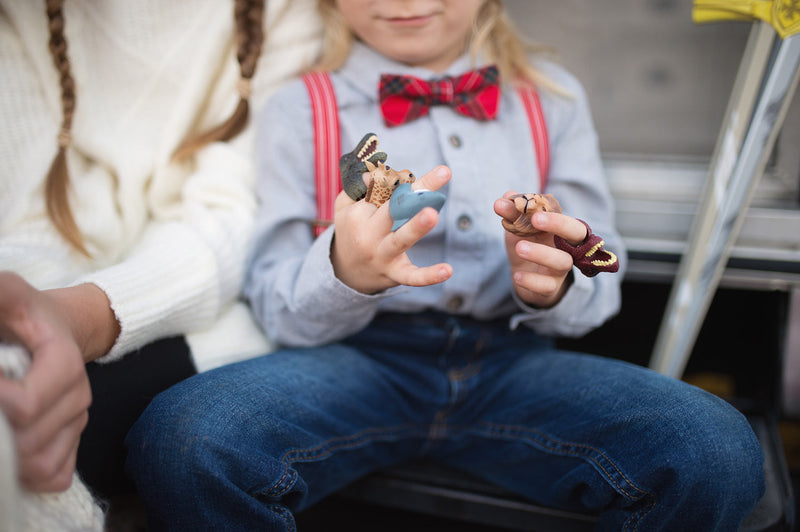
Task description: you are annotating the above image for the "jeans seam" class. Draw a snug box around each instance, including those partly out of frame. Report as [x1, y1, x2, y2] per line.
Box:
[264, 502, 296, 532]
[259, 423, 423, 498]
[477, 421, 652, 502]
[623, 494, 655, 532]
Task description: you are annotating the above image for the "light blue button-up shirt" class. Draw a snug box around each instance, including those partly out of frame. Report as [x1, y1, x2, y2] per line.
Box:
[246, 42, 626, 347]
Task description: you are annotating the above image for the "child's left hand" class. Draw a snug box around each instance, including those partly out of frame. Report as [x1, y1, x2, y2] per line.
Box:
[494, 191, 588, 308]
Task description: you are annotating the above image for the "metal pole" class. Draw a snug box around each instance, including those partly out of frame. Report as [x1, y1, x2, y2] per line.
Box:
[650, 29, 800, 378]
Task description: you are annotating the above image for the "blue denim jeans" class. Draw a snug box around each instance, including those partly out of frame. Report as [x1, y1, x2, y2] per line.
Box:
[126, 312, 765, 531]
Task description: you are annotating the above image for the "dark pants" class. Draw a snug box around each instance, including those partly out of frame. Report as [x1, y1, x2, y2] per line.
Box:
[77, 336, 196, 500]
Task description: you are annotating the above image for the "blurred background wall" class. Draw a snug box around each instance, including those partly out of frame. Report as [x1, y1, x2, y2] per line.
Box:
[506, 0, 799, 178]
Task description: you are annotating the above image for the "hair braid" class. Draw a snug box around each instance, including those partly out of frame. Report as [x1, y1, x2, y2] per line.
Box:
[172, 0, 265, 161]
[44, 0, 88, 255]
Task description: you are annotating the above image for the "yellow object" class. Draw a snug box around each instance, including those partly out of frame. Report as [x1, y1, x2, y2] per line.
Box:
[693, 0, 800, 38]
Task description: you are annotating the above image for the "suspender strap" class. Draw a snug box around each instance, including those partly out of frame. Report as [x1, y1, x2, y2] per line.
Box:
[305, 72, 550, 233]
[515, 84, 550, 192]
[302, 72, 341, 237]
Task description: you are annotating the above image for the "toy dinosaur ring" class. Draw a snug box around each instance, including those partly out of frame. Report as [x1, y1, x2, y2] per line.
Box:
[339, 133, 446, 231]
[500, 192, 619, 277]
[501, 193, 562, 236]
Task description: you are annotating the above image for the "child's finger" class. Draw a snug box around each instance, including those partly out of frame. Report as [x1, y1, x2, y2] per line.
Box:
[377, 206, 438, 258]
[515, 240, 573, 273]
[493, 197, 520, 224]
[390, 262, 453, 288]
[531, 212, 588, 244]
[410, 165, 451, 192]
[334, 190, 356, 213]
[501, 190, 519, 200]
[14, 374, 89, 457]
[513, 270, 562, 301]
[19, 424, 83, 492]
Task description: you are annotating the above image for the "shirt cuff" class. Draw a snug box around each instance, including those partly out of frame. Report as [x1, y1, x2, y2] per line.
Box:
[281, 226, 402, 345]
[74, 224, 223, 362]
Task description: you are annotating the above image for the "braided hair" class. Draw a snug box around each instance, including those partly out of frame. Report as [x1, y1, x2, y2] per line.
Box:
[44, 0, 83, 254]
[43, 0, 266, 255]
[171, 0, 265, 160]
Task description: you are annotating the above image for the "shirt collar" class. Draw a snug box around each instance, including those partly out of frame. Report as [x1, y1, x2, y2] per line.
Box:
[338, 41, 490, 102]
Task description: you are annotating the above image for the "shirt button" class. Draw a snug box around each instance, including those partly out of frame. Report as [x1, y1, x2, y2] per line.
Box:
[447, 296, 464, 310]
[449, 134, 462, 148]
[457, 215, 472, 231]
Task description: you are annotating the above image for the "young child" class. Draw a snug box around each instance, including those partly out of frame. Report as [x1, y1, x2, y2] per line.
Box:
[0, 0, 320, 528]
[127, 1, 765, 529]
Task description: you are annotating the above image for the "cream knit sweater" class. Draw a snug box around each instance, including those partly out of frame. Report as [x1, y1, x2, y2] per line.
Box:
[0, 0, 322, 371]
[1, 2, 321, 528]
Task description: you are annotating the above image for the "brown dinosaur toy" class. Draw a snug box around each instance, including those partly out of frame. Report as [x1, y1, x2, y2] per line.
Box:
[363, 160, 416, 207]
[501, 193, 562, 236]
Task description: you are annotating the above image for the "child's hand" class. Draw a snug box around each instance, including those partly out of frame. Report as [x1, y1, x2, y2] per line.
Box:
[0, 272, 96, 492]
[331, 166, 453, 294]
[494, 192, 588, 308]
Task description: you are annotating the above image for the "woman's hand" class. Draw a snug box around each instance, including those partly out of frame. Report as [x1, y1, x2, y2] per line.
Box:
[331, 165, 453, 294]
[494, 191, 588, 308]
[0, 271, 119, 491]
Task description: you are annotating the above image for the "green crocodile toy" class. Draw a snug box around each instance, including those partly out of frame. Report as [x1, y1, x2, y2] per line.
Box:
[339, 133, 388, 201]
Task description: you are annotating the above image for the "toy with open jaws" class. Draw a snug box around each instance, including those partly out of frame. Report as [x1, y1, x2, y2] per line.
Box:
[339, 133, 445, 231]
[500, 192, 620, 278]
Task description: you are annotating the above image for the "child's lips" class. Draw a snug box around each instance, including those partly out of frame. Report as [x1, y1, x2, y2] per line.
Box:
[384, 14, 434, 26]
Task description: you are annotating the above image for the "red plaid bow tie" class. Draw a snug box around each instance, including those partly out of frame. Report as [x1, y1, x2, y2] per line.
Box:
[379, 65, 500, 127]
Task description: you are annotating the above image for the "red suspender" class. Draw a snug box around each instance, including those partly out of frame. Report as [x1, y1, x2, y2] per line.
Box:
[303, 72, 549, 232]
[515, 84, 550, 192]
[302, 72, 341, 237]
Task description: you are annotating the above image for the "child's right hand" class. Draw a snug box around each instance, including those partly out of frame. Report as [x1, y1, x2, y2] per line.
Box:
[331, 165, 453, 294]
[0, 272, 96, 492]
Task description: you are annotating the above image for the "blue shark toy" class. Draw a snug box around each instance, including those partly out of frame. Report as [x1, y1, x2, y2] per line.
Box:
[389, 183, 446, 232]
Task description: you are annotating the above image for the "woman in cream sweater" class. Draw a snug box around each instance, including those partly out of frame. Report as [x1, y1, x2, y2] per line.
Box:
[0, 0, 321, 528]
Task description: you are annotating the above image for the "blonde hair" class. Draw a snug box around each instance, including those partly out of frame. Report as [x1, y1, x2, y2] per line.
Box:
[43, 0, 265, 256]
[311, 0, 563, 93]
